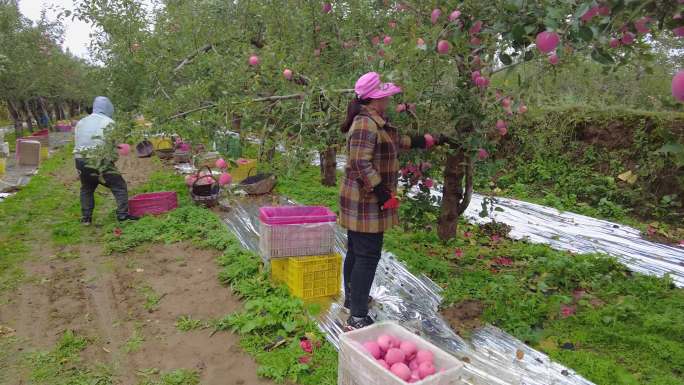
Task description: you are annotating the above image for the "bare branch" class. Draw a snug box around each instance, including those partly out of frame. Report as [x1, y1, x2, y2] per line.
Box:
[173, 44, 213, 73]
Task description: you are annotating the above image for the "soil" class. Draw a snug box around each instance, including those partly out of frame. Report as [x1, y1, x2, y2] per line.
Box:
[0, 151, 273, 385]
[116, 154, 165, 189]
[441, 299, 485, 336]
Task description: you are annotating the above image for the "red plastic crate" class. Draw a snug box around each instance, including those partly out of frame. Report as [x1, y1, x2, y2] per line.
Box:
[128, 192, 178, 216]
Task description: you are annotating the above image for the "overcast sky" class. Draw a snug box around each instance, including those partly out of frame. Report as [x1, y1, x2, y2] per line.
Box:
[19, 0, 94, 59]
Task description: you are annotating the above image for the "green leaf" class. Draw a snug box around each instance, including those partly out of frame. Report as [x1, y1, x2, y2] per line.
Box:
[524, 50, 535, 61]
[543, 17, 559, 30]
[511, 24, 526, 43]
[574, 3, 592, 20]
[499, 53, 513, 65]
[656, 142, 684, 155]
[579, 26, 594, 41]
[591, 48, 614, 65]
[281, 320, 297, 333]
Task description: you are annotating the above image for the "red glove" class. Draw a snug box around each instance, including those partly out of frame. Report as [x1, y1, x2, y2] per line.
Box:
[382, 193, 400, 210]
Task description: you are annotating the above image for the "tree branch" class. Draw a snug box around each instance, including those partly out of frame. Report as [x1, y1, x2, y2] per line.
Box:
[173, 44, 213, 73]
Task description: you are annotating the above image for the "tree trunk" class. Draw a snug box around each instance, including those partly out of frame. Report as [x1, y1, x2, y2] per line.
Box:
[320, 146, 337, 186]
[29, 100, 43, 128]
[56, 102, 65, 120]
[437, 149, 474, 241]
[22, 101, 34, 132]
[7, 99, 23, 138]
[68, 101, 77, 118]
[38, 97, 50, 127]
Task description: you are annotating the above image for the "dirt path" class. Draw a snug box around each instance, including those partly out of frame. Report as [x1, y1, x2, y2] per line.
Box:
[0, 154, 274, 385]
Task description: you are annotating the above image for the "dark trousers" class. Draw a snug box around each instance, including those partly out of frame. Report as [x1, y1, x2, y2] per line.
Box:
[344, 230, 384, 318]
[75, 159, 129, 219]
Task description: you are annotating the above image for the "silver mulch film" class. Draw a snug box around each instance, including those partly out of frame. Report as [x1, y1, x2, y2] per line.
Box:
[426, 186, 684, 288]
[0, 132, 73, 199]
[219, 197, 595, 385]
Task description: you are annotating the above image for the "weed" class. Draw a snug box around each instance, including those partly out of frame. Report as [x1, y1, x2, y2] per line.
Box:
[175, 316, 205, 332]
[137, 369, 199, 385]
[138, 285, 163, 312]
[125, 327, 145, 353]
[27, 330, 113, 385]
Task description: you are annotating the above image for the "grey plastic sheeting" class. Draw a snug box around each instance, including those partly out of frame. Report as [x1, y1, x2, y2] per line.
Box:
[328, 154, 684, 287]
[420, 186, 684, 288]
[0, 132, 74, 199]
[220, 197, 595, 385]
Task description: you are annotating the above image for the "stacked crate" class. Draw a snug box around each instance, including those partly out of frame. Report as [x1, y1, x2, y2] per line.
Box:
[259, 206, 340, 300]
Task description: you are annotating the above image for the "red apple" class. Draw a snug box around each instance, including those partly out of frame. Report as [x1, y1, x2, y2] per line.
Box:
[437, 40, 450, 54]
[248, 55, 260, 66]
[431, 9, 441, 24]
[536, 31, 560, 53]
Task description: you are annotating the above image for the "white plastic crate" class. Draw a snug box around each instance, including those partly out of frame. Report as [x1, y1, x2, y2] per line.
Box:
[259, 221, 336, 259]
[339, 322, 466, 385]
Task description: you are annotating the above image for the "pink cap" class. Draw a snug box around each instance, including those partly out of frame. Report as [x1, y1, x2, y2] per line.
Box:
[354, 72, 402, 100]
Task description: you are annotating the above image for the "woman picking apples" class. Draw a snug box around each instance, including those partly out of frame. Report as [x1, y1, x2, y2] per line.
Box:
[340, 72, 444, 330]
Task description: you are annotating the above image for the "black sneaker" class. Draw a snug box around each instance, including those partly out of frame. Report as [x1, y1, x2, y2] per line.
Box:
[117, 214, 140, 222]
[80, 217, 92, 226]
[343, 296, 373, 311]
[345, 315, 374, 331]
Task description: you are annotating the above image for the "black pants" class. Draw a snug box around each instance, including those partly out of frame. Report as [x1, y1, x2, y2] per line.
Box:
[344, 230, 384, 318]
[75, 159, 129, 219]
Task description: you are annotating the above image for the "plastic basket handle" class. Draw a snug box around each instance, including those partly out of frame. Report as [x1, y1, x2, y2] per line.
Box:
[193, 165, 218, 187]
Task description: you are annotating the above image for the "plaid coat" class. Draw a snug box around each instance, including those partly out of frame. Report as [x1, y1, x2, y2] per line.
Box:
[339, 106, 412, 233]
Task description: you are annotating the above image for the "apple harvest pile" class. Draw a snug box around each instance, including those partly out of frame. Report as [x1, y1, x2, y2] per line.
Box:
[362, 334, 443, 383]
[77, 0, 684, 240]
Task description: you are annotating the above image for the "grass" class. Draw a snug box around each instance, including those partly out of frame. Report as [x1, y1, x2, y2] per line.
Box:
[278, 162, 684, 385]
[0, 144, 84, 295]
[277, 166, 340, 212]
[175, 315, 205, 332]
[138, 285, 163, 312]
[137, 369, 200, 385]
[124, 327, 145, 353]
[103, 170, 339, 385]
[27, 330, 113, 385]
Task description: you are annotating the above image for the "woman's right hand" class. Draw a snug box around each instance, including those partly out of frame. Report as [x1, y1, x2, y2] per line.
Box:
[372, 184, 392, 208]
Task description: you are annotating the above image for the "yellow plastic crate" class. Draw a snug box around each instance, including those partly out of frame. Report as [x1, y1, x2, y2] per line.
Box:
[230, 159, 257, 182]
[271, 254, 341, 299]
[40, 147, 48, 161]
[150, 137, 174, 150]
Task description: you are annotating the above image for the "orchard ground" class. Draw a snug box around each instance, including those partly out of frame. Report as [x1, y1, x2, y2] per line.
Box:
[0, 148, 273, 385]
[1, 142, 683, 385]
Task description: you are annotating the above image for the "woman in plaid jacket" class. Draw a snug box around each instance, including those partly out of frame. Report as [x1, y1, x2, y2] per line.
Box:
[341, 72, 442, 330]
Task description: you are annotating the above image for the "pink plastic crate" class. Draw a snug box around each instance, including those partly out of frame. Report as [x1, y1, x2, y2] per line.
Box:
[128, 192, 178, 216]
[259, 206, 337, 259]
[259, 206, 336, 225]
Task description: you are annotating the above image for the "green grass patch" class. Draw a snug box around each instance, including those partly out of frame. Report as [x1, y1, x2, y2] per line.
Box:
[104, 173, 338, 385]
[137, 369, 200, 385]
[276, 160, 684, 385]
[382, 224, 684, 385]
[175, 315, 205, 332]
[0, 145, 84, 294]
[27, 330, 113, 385]
[138, 285, 163, 312]
[276, 165, 340, 212]
[124, 327, 145, 353]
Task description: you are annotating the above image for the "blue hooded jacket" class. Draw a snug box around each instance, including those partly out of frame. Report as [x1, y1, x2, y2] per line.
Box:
[74, 96, 115, 157]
